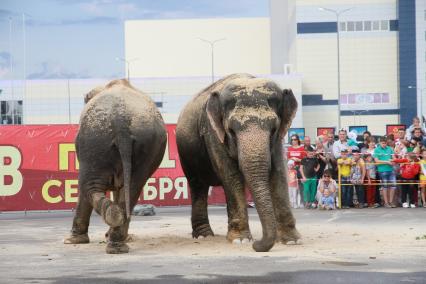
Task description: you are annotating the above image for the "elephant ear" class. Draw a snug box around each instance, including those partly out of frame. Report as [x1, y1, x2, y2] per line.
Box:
[279, 89, 298, 140]
[206, 91, 226, 144]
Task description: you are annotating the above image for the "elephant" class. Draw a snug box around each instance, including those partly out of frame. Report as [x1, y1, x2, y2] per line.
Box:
[64, 79, 167, 254]
[176, 73, 301, 252]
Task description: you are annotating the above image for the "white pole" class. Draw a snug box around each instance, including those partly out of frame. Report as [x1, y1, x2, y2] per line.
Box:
[8, 17, 15, 124]
[22, 13, 27, 124]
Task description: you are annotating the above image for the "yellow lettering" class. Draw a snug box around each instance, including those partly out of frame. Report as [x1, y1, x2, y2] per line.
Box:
[41, 180, 63, 203]
[59, 143, 79, 171]
[159, 134, 176, 169]
[65, 179, 78, 203]
[0, 146, 23, 196]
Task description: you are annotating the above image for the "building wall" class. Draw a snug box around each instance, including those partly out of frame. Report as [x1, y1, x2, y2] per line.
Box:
[415, 0, 426, 119]
[8, 74, 302, 128]
[125, 18, 271, 78]
[294, 0, 400, 137]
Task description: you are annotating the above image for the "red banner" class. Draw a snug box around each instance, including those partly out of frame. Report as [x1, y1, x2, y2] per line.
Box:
[0, 125, 228, 211]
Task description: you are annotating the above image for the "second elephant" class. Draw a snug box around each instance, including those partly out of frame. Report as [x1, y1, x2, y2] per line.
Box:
[176, 73, 301, 252]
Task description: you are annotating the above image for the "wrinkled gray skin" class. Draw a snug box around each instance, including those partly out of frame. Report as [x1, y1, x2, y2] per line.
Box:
[64, 79, 167, 254]
[176, 73, 300, 252]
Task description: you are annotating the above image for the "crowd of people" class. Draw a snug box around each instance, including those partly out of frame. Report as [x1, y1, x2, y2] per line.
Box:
[286, 117, 426, 210]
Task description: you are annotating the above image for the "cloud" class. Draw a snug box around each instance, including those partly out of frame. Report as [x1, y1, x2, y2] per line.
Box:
[0, 9, 17, 19]
[27, 61, 91, 79]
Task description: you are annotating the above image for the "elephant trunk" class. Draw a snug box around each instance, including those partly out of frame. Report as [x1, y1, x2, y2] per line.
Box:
[237, 126, 277, 252]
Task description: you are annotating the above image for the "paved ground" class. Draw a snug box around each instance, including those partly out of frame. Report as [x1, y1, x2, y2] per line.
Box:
[0, 206, 425, 283]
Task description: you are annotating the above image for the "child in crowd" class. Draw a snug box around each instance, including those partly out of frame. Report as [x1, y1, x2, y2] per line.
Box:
[317, 169, 337, 210]
[392, 152, 420, 208]
[351, 150, 366, 208]
[420, 149, 426, 208]
[364, 153, 379, 208]
[300, 147, 320, 209]
[287, 160, 301, 209]
[337, 149, 353, 209]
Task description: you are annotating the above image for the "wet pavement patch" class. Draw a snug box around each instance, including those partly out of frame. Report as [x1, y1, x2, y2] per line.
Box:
[323, 261, 368, 266]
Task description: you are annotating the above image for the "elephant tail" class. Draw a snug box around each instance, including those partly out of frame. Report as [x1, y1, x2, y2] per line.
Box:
[116, 135, 132, 219]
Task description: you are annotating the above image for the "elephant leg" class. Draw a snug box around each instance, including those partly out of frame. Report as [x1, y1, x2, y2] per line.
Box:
[105, 175, 147, 254]
[90, 189, 126, 229]
[64, 190, 92, 244]
[222, 174, 252, 243]
[190, 178, 214, 238]
[270, 154, 301, 244]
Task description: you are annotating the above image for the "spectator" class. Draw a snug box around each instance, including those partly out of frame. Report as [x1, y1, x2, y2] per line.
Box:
[412, 128, 426, 147]
[315, 136, 327, 179]
[394, 137, 408, 158]
[317, 169, 337, 210]
[420, 149, 426, 208]
[364, 153, 379, 208]
[387, 135, 396, 148]
[324, 133, 337, 178]
[333, 129, 359, 159]
[287, 134, 306, 167]
[300, 147, 320, 209]
[351, 150, 366, 208]
[407, 138, 417, 153]
[373, 136, 396, 208]
[287, 160, 301, 209]
[395, 128, 406, 145]
[337, 149, 353, 209]
[304, 136, 315, 151]
[406, 117, 426, 141]
[392, 152, 420, 208]
[361, 137, 376, 155]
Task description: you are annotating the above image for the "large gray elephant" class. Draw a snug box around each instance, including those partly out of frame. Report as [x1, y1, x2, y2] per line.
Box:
[64, 79, 167, 254]
[176, 73, 300, 252]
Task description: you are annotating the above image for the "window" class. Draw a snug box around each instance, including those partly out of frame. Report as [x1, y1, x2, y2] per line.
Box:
[380, 20, 389, 30]
[372, 20, 380, 30]
[364, 21, 372, 31]
[347, 21, 355, 31]
[355, 21, 363, 31]
[0, 100, 22, 125]
[339, 22, 346, 31]
[340, 93, 390, 105]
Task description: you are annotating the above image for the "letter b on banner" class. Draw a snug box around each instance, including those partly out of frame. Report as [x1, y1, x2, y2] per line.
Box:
[0, 146, 23, 196]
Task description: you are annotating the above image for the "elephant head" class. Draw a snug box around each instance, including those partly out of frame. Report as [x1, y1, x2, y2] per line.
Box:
[206, 77, 298, 251]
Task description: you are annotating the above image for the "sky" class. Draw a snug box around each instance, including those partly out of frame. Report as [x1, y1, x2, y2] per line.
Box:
[0, 0, 269, 80]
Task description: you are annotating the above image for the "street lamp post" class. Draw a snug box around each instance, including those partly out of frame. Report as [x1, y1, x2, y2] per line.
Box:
[115, 57, 139, 82]
[408, 85, 424, 122]
[197, 37, 226, 84]
[8, 17, 15, 124]
[318, 7, 353, 131]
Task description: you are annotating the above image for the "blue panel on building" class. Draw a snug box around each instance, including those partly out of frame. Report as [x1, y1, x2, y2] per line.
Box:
[398, 0, 417, 126]
[389, 20, 399, 31]
[297, 22, 337, 34]
[302, 94, 337, 105]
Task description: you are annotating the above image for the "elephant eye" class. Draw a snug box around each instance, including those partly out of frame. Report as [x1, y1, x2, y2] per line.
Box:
[267, 96, 279, 110]
[225, 98, 236, 111]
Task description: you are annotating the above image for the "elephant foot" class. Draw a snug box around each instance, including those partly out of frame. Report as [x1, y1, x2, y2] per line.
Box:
[277, 227, 302, 245]
[104, 205, 125, 228]
[192, 223, 214, 238]
[227, 229, 252, 245]
[106, 241, 129, 254]
[64, 233, 89, 244]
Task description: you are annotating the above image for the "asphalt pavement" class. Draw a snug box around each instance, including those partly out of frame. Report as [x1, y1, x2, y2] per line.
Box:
[0, 206, 425, 284]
